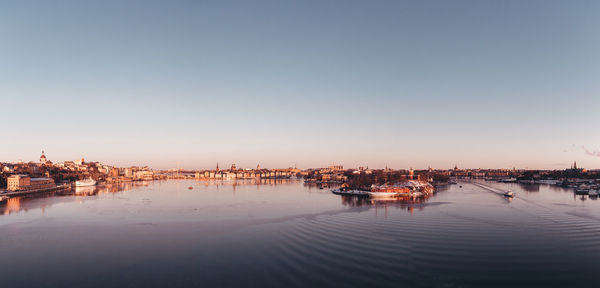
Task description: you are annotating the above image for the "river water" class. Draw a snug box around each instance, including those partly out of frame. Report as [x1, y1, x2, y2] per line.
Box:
[1, 179, 599, 287]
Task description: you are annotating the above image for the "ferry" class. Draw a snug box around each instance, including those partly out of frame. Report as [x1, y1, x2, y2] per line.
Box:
[75, 178, 97, 187]
[503, 190, 515, 198]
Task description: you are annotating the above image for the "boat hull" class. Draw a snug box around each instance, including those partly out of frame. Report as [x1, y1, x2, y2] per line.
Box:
[332, 189, 369, 196]
[75, 179, 97, 187]
[368, 192, 400, 198]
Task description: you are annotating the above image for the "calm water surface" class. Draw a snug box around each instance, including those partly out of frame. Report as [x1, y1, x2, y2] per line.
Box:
[2, 179, 600, 287]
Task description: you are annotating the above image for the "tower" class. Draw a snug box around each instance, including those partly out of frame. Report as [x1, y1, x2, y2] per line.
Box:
[216, 162, 220, 171]
[40, 150, 47, 164]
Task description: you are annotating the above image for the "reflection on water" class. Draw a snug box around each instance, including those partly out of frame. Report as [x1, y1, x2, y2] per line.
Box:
[4, 197, 21, 215]
[518, 183, 541, 192]
[2, 180, 600, 287]
[339, 195, 437, 217]
[1, 181, 150, 216]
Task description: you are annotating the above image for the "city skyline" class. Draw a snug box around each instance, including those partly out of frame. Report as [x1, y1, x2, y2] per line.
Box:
[2, 0, 599, 169]
[0, 148, 593, 171]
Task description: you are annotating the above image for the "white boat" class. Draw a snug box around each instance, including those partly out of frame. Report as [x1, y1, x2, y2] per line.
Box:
[503, 190, 515, 198]
[75, 178, 97, 187]
[368, 191, 401, 198]
[332, 188, 369, 196]
[589, 190, 598, 197]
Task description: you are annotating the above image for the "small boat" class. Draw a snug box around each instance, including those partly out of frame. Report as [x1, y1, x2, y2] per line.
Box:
[188, 186, 193, 190]
[75, 178, 97, 187]
[589, 190, 598, 197]
[504, 190, 515, 198]
[332, 188, 369, 196]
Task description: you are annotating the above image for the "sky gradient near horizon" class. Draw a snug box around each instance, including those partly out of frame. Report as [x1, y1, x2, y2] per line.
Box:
[1, 0, 599, 170]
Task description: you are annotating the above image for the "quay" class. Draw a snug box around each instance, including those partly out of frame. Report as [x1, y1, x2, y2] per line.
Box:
[1, 184, 72, 198]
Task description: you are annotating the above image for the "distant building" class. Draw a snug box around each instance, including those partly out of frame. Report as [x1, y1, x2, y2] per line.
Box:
[40, 150, 47, 164]
[7, 175, 30, 191]
[134, 170, 154, 181]
[566, 161, 585, 173]
[7, 175, 54, 191]
[328, 165, 343, 171]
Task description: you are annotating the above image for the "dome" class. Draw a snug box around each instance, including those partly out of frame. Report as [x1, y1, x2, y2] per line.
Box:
[40, 150, 47, 163]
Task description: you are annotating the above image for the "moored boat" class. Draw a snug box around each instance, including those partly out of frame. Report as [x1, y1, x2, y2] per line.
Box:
[332, 188, 369, 196]
[367, 191, 402, 198]
[75, 178, 97, 187]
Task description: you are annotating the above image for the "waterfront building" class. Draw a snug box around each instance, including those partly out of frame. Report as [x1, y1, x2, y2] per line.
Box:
[30, 177, 55, 190]
[7, 175, 30, 191]
[110, 168, 119, 177]
[134, 170, 154, 181]
[124, 168, 134, 177]
[7, 175, 55, 191]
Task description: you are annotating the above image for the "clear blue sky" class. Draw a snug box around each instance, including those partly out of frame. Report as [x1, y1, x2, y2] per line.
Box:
[1, 0, 599, 170]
